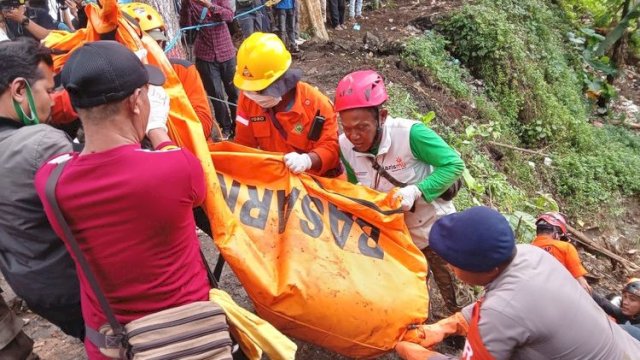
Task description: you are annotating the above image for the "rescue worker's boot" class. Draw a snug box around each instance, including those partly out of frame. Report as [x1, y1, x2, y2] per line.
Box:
[0, 294, 35, 360]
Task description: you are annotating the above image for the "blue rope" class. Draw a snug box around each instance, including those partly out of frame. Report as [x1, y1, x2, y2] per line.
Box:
[164, 4, 266, 53]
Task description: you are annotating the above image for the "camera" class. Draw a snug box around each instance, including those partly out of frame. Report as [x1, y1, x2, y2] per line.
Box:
[0, 0, 24, 10]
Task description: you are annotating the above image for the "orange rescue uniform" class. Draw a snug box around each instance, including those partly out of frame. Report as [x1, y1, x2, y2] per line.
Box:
[532, 235, 587, 278]
[234, 81, 340, 176]
[170, 58, 219, 141]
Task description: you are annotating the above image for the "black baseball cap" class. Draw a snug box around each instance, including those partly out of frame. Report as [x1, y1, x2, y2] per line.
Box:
[61, 41, 165, 109]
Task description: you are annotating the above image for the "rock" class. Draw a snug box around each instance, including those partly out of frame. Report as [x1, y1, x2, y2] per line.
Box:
[377, 39, 404, 55]
[405, 25, 420, 34]
[363, 31, 381, 49]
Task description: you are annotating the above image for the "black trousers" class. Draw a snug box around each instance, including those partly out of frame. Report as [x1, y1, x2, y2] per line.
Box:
[328, 0, 345, 27]
[277, 9, 296, 49]
[28, 301, 84, 340]
[195, 58, 238, 134]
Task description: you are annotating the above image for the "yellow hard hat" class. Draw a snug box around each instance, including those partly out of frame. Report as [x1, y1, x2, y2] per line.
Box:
[120, 3, 167, 41]
[234, 32, 292, 91]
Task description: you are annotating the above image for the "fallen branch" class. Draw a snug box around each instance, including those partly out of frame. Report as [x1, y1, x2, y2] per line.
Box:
[567, 224, 640, 272]
[487, 141, 550, 157]
[605, 120, 640, 130]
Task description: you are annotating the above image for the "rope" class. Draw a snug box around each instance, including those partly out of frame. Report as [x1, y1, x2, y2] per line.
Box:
[164, 4, 266, 53]
[207, 95, 238, 107]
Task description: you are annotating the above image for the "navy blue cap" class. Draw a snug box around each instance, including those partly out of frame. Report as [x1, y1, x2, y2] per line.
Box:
[61, 41, 165, 108]
[429, 206, 516, 272]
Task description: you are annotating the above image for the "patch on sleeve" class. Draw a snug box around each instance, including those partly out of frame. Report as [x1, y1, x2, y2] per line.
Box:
[236, 115, 249, 126]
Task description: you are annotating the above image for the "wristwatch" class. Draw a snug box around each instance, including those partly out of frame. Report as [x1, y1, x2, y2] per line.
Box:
[21, 16, 30, 27]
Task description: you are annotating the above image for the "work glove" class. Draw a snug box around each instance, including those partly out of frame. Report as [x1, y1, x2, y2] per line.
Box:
[402, 312, 469, 349]
[283, 152, 312, 174]
[146, 85, 170, 136]
[395, 342, 444, 360]
[393, 185, 422, 212]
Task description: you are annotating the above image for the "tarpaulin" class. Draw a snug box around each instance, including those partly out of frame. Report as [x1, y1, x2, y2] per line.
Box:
[208, 142, 429, 358]
[43, 2, 429, 356]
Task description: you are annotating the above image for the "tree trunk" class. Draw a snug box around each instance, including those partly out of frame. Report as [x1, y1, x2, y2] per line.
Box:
[141, 0, 186, 58]
[298, 0, 329, 40]
[610, 0, 632, 75]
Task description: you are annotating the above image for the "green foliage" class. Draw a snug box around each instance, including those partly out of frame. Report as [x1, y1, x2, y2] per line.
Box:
[558, 0, 625, 27]
[385, 83, 419, 118]
[553, 125, 640, 215]
[402, 31, 471, 98]
[594, 3, 640, 57]
[396, 1, 640, 226]
[438, 0, 589, 146]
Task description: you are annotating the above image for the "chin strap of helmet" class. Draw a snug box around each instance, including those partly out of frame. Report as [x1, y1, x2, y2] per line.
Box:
[365, 107, 383, 153]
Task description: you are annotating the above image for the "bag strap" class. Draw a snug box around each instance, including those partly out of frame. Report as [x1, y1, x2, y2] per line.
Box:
[200, 250, 219, 289]
[266, 108, 290, 142]
[265, 108, 307, 154]
[366, 157, 408, 188]
[44, 160, 126, 339]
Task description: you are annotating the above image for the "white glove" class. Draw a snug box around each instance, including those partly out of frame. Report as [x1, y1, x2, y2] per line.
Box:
[146, 85, 170, 136]
[393, 185, 422, 212]
[284, 152, 312, 174]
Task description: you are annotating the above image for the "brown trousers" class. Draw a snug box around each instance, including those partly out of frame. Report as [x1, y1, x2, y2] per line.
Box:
[0, 293, 34, 360]
[422, 247, 460, 314]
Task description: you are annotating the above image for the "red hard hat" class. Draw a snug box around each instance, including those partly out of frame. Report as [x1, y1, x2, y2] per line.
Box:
[535, 212, 568, 236]
[334, 70, 388, 112]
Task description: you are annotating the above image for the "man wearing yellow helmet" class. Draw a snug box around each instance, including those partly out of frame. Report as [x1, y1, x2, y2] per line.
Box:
[233, 32, 341, 177]
[121, 2, 222, 142]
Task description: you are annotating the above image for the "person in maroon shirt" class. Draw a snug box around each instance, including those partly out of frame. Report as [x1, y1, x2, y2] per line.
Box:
[180, 0, 238, 139]
[34, 41, 210, 360]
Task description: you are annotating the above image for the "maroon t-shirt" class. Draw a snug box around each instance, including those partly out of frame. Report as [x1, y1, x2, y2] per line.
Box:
[35, 144, 209, 359]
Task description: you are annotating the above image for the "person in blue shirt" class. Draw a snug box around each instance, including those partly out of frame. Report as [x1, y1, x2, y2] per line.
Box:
[275, 0, 298, 53]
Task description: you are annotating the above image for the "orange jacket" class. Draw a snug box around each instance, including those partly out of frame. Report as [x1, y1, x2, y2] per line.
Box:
[170, 58, 216, 141]
[234, 81, 340, 176]
[532, 235, 587, 278]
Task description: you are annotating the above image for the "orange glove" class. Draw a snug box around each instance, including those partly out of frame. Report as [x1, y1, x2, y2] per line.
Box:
[396, 341, 444, 360]
[402, 312, 469, 348]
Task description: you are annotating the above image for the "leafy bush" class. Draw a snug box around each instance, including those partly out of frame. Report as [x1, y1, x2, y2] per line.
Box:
[396, 0, 640, 225]
[553, 126, 640, 214]
[402, 31, 471, 98]
[386, 83, 420, 118]
[438, 0, 589, 146]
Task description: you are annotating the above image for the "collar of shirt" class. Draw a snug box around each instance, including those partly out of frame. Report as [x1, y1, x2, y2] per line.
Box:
[0, 116, 24, 129]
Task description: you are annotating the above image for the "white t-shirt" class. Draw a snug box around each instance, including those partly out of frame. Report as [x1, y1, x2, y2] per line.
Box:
[0, 28, 9, 42]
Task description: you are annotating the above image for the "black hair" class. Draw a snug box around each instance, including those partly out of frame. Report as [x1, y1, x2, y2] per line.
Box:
[0, 38, 53, 94]
[27, 0, 48, 10]
[364, 106, 379, 120]
[536, 222, 556, 236]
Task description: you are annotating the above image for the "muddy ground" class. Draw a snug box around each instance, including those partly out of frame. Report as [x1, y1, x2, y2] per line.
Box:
[5, 0, 640, 358]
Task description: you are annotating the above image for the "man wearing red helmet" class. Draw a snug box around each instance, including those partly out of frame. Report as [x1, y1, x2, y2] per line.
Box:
[532, 212, 592, 293]
[334, 70, 465, 314]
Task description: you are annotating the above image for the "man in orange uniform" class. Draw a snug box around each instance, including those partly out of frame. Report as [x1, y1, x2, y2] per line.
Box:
[532, 212, 592, 293]
[232, 32, 341, 177]
[121, 2, 222, 142]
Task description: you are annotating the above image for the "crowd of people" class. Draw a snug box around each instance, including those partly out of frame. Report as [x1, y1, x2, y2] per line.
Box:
[0, 0, 639, 359]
